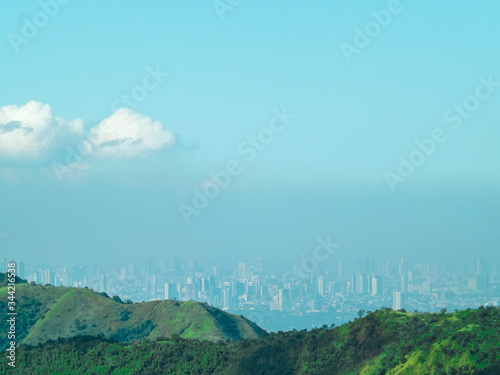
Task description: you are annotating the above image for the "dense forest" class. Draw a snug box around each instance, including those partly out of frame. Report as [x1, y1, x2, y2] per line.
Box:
[2, 306, 500, 374]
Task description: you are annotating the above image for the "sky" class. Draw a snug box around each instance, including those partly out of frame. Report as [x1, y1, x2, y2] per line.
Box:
[0, 1, 499, 271]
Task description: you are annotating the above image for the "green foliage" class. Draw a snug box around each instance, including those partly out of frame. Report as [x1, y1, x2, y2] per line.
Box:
[0, 273, 27, 287]
[112, 295, 125, 304]
[120, 310, 132, 321]
[0, 281, 264, 351]
[0, 295, 43, 350]
[2, 306, 500, 374]
[110, 320, 155, 342]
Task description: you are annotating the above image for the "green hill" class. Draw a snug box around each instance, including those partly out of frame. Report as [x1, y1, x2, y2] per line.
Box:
[3, 305, 500, 374]
[0, 277, 264, 350]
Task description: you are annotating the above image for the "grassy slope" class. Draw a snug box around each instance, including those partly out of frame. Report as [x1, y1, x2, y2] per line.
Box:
[351, 308, 500, 374]
[0, 281, 265, 350]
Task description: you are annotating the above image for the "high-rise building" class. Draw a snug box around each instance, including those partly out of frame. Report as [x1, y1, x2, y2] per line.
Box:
[371, 276, 382, 296]
[15, 261, 25, 279]
[44, 269, 51, 285]
[223, 286, 235, 309]
[407, 270, 413, 293]
[201, 278, 209, 293]
[278, 288, 290, 311]
[364, 274, 372, 295]
[164, 283, 179, 300]
[392, 291, 403, 311]
[398, 258, 407, 277]
[401, 274, 408, 294]
[176, 283, 183, 301]
[237, 263, 247, 279]
[318, 276, 324, 296]
[150, 274, 157, 296]
[354, 273, 365, 294]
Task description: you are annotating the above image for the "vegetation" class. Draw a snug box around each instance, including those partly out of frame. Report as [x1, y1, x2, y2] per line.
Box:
[2, 306, 500, 374]
[0, 278, 265, 351]
[0, 273, 27, 287]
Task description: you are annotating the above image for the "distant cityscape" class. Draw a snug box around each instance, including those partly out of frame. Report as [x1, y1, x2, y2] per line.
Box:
[9, 256, 499, 332]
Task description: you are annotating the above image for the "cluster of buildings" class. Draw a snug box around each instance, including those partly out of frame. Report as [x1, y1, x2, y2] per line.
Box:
[13, 256, 499, 331]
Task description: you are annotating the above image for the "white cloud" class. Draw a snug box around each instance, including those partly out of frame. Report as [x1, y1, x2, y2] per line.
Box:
[0, 102, 175, 163]
[89, 108, 175, 158]
[0, 101, 84, 159]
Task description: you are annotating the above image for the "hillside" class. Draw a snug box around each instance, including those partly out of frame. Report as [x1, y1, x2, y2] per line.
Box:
[0, 278, 264, 350]
[3, 306, 500, 374]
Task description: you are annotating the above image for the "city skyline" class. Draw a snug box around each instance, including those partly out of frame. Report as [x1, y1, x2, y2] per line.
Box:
[11, 253, 499, 331]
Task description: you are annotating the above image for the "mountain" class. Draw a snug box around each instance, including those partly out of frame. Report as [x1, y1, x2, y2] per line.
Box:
[3, 305, 500, 374]
[0, 276, 264, 350]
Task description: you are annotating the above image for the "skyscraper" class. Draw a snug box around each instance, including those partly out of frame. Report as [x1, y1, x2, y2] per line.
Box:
[237, 263, 247, 279]
[371, 276, 382, 296]
[392, 291, 403, 311]
[164, 283, 179, 300]
[318, 276, 324, 296]
[278, 288, 290, 311]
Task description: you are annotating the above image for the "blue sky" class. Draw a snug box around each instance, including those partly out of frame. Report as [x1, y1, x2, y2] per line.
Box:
[0, 1, 499, 269]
